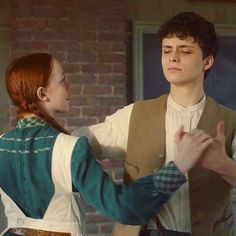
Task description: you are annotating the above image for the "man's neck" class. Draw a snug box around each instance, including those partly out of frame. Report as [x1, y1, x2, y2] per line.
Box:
[169, 85, 204, 107]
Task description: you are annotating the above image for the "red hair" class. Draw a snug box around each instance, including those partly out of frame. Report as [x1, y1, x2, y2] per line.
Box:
[6, 53, 68, 134]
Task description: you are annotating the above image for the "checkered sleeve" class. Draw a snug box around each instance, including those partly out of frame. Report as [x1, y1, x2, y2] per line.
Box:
[153, 161, 187, 196]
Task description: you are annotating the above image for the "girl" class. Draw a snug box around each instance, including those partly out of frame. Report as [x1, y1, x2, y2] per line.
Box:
[0, 53, 212, 236]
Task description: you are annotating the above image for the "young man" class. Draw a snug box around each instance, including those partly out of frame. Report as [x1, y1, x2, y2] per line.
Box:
[75, 12, 236, 236]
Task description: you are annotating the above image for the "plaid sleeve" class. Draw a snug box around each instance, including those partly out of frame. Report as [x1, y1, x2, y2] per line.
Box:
[153, 161, 187, 196]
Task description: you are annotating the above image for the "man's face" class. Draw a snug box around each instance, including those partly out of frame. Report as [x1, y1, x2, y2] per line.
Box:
[161, 36, 212, 86]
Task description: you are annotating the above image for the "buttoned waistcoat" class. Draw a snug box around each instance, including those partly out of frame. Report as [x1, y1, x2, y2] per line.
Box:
[112, 95, 236, 236]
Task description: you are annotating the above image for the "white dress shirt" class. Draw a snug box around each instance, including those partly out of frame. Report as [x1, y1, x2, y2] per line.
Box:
[75, 95, 236, 232]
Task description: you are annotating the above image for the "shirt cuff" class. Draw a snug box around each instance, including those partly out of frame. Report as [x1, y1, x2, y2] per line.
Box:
[153, 161, 187, 196]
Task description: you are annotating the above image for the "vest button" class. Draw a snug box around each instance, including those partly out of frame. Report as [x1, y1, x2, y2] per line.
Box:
[159, 154, 165, 159]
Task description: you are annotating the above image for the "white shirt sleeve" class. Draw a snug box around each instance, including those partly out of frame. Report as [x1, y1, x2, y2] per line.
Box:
[73, 104, 134, 161]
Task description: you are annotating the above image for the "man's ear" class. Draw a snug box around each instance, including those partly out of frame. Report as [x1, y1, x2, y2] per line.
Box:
[203, 55, 214, 71]
[36, 87, 49, 102]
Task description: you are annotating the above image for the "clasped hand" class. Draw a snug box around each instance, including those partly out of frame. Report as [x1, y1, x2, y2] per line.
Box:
[174, 122, 226, 173]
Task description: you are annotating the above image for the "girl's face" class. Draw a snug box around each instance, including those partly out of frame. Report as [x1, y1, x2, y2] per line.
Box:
[40, 59, 70, 117]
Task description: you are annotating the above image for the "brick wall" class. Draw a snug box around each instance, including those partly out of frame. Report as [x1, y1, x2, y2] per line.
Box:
[9, 0, 130, 235]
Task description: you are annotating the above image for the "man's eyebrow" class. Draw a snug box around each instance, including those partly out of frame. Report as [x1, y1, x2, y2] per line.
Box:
[162, 45, 195, 49]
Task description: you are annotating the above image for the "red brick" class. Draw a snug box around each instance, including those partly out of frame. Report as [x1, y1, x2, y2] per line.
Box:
[70, 85, 82, 95]
[14, 18, 47, 29]
[112, 63, 127, 74]
[12, 41, 49, 51]
[82, 64, 111, 73]
[113, 85, 126, 95]
[82, 107, 110, 116]
[11, 30, 34, 41]
[67, 107, 81, 116]
[35, 30, 65, 40]
[97, 20, 113, 31]
[83, 86, 112, 95]
[111, 1, 125, 10]
[50, 41, 81, 51]
[82, 42, 113, 53]
[98, 32, 127, 41]
[49, 0, 79, 7]
[86, 223, 99, 235]
[80, 20, 112, 32]
[100, 223, 115, 234]
[99, 97, 126, 106]
[33, 7, 65, 18]
[86, 214, 113, 223]
[99, 9, 125, 21]
[98, 53, 125, 63]
[62, 63, 81, 73]
[69, 96, 99, 107]
[67, 74, 98, 85]
[11, 0, 34, 7]
[48, 19, 72, 30]
[111, 21, 127, 31]
[11, 52, 29, 60]
[99, 75, 125, 85]
[67, 52, 96, 63]
[65, 31, 97, 41]
[11, 8, 33, 17]
[48, 50, 66, 62]
[80, 0, 112, 10]
[67, 117, 97, 127]
[112, 42, 126, 52]
[77, 9, 99, 20]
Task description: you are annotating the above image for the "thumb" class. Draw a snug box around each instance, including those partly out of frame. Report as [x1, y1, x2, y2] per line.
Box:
[175, 125, 185, 143]
[215, 121, 225, 141]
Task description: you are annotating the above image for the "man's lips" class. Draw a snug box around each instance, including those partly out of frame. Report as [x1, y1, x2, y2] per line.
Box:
[167, 67, 182, 71]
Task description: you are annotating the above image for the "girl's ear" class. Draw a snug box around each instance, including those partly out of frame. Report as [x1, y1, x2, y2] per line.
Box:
[36, 87, 49, 102]
[203, 55, 214, 71]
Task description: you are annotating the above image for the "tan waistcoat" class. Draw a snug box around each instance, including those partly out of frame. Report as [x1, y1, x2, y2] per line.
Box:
[112, 95, 236, 236]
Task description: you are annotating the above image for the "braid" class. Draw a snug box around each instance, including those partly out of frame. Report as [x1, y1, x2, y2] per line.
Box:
[17, 101, 69, 134]
[37, 110, 69, 134]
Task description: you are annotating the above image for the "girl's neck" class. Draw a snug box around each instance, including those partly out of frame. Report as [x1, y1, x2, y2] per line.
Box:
[20, 113, 38, 119]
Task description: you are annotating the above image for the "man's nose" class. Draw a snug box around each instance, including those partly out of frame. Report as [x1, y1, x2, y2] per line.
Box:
[169, 51, 180, 62]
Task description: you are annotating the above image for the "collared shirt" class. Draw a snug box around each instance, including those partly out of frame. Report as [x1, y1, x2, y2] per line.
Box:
[75, 95, 236, 232]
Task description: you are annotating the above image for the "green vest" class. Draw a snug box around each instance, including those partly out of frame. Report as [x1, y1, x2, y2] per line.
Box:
[112, 95, 236, 236]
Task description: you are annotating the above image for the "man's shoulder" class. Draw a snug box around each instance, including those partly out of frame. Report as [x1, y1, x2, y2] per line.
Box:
[206, 97, 236, 131]
[207, 96, 236, 115]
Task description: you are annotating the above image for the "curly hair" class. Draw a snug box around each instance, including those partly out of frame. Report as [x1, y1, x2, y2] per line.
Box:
[158, 12, 219, 60]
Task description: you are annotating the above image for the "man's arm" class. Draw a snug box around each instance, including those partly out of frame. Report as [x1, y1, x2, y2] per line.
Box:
[199, 121, 236, 187]
[73, 104, 133, 161]
[71, 128, 213, 225]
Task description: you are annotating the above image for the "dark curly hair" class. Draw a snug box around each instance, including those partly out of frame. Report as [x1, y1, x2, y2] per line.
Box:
[158, 12, 219, 60]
